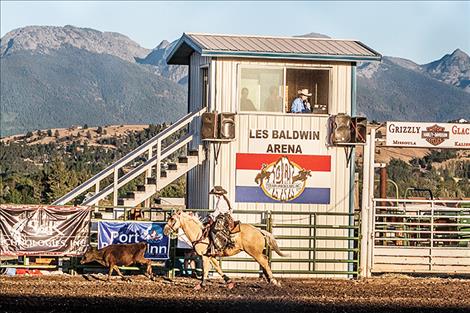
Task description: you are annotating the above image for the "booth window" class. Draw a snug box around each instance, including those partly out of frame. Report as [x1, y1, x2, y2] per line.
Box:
[239, 67, 284, 112]
[286, 68, 329, 114]
[201, 67, 209, 108]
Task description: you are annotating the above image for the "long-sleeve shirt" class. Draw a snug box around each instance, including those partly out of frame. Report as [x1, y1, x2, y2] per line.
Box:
[210, 196, 231, 220]
[291, 98, 306, 113]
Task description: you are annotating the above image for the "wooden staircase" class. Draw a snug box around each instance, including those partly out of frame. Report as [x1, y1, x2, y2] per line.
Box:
[52, 108, 206, 207]
[117, 151, 203, 207]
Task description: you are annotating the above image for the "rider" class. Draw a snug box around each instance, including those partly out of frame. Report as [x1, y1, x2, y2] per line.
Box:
[206, 186, 234, 255]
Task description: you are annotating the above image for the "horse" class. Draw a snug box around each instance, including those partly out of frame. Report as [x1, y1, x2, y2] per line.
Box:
[292, 169, 311, 183]
[163, 210, 286, 289]
[254, 163, 272, 186]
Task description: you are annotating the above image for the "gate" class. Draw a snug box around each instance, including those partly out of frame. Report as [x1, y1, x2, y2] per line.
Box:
[368, 199, 470, 274]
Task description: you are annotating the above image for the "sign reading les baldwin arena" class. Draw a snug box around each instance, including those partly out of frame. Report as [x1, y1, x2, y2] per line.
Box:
[236, 128, 331, 204]
[386, 121, 470, 149]
[0, 205, 91, 256]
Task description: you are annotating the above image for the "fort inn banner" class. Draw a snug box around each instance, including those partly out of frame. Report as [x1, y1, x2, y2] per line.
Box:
[235, 128, 331, 204]
[98, 221, 170, 260]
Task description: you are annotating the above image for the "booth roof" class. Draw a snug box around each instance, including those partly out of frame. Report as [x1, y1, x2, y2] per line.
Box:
[166, 33, 382, 65]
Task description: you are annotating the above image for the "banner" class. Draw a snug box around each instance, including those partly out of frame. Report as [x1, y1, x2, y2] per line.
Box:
[0, 205, 91, 256]
[386, 121, 470, 149]
[235, 153, 331, 204]
[98, 221, 170, 260]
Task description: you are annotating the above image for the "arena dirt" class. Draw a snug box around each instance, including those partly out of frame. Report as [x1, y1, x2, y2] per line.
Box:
[1, 275, 469, 313]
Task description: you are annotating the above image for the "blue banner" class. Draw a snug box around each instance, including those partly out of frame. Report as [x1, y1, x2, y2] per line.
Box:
[98, 221, 169, 260]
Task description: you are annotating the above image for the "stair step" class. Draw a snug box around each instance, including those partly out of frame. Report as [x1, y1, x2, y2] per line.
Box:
[178, 156, 188, 163]
[168, 163, 177, 170]
[146, 177, 157, 185]
[124, 192, 135, 199]
[188, 150, 199, 156]
[136, 185, 146, 192]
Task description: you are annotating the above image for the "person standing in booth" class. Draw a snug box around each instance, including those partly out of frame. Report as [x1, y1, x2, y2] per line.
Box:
[290, 89, 312, 113]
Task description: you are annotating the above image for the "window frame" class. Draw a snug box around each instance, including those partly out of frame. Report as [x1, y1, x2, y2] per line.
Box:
[236, 64, 286, 114]
[236, 64, 332, 116]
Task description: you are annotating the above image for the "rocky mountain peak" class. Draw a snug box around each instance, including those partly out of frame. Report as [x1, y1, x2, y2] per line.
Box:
[155, 40, 170, 50]
[450, 48, 468, 59]
[1, 25, 150, 62]
[294, 32, 331, 39]
[421, 48, 470, 92]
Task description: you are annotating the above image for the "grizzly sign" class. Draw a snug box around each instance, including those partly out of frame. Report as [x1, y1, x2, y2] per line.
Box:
[0, 205, 91, 256]
[386, 121, 470, 149]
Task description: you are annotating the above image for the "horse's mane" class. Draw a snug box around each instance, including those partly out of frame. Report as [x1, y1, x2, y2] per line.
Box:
[182, 211, 204, 228]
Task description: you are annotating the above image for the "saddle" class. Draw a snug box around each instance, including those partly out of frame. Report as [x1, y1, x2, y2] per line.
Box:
[204, 214, 240, 256]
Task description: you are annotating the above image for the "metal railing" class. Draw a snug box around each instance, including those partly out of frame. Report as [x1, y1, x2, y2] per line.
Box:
[371, 198, 470, 274]
[1, 206, 360, 278]
[52, 108, 206, 206]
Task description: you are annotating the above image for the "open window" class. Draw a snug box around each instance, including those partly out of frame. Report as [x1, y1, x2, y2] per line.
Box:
[238, 66, 330, 114]
[239, 67, 284, 112]
[286, 68, 329, 114]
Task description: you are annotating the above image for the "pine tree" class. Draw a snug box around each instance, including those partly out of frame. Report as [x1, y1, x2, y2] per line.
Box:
[45, 159, 78, 202]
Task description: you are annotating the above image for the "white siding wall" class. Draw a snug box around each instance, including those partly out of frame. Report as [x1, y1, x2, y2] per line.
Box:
[187, 53, 211, 209]
[188, 56, 354, 276]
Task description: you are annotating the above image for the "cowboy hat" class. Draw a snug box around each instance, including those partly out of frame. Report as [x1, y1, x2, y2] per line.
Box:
[209, 186, 227, 195]
[298, 89, 312, 96]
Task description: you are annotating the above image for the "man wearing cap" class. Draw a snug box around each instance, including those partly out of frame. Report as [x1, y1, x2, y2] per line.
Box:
[206, 186, 234, 255]
[290, 89, 312, 113]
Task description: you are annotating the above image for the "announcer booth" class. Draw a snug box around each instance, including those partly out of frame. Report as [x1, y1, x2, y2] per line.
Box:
[167, 33, 381, 277]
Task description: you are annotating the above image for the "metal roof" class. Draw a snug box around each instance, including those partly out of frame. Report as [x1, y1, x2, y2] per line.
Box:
[167, 33, 382, 64]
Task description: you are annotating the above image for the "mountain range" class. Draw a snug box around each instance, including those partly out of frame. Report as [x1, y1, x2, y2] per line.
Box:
[1, 25, 469, 136]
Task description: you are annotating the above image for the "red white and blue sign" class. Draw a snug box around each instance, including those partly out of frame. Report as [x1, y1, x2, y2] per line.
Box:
[235, 153, 331, 204]
[98, 221, 169, 260]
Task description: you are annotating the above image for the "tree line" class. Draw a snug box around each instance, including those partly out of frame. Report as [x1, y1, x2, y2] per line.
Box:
[0, 123, 186, 205]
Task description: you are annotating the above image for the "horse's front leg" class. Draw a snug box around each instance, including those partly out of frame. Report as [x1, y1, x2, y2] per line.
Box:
[209, 257, 235, 289]
[194, 255, 211, 290]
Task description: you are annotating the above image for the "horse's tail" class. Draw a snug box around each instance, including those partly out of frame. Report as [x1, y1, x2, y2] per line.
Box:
[259, 229, 288, 257]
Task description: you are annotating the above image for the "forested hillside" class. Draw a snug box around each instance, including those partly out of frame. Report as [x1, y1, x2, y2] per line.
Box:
[0, 124, 186, 205]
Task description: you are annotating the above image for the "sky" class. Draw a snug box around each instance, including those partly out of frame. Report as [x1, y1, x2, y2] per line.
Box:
[1, 1, 469, 64]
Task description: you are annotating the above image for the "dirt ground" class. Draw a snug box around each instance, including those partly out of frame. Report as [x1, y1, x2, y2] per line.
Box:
[1, 275, 470, 313]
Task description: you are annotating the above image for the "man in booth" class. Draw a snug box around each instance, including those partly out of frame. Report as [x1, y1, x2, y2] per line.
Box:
[290, 89, 312, 113]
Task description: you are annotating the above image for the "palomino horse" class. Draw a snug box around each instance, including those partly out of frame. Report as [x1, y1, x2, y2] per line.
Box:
[163, 210, 285, 289]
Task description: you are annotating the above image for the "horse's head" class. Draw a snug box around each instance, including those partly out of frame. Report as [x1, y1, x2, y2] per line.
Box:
[163, 210, 183, 236]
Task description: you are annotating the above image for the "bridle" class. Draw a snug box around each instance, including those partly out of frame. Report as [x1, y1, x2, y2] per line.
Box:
[166, 216, 179, 234]
[166, 212, 209, 248]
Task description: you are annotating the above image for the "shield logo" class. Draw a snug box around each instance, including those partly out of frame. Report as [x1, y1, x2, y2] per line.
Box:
[421, 124, 449, 146]
[255, 156, 310, 202]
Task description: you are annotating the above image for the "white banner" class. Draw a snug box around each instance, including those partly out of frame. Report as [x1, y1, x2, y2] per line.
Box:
[386, 121, 470, 149]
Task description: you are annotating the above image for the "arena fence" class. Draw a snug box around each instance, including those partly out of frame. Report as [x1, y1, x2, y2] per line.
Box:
[1, 205, 360, 278]
[366, 199, 470, 275]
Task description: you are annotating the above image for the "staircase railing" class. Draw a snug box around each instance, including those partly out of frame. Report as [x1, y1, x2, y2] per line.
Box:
[52, 107, 207, 206]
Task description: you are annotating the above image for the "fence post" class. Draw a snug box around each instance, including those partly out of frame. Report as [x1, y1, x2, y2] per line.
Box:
[430, 200, 434, 271]
[266, 211, 273, 267]
[360, 132, 371, 278]
[313, 213, 317, 273]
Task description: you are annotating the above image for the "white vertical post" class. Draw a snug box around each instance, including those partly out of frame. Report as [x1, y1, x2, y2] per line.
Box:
[155, 139, 161, 189]
[94, 181, 100, 212]
[146, 147, 153, 178]
[430, 200, 434, 271]
[360, 132, 371, 277]
[366, 129, 376, 277]
[113, 168, 118, 207]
